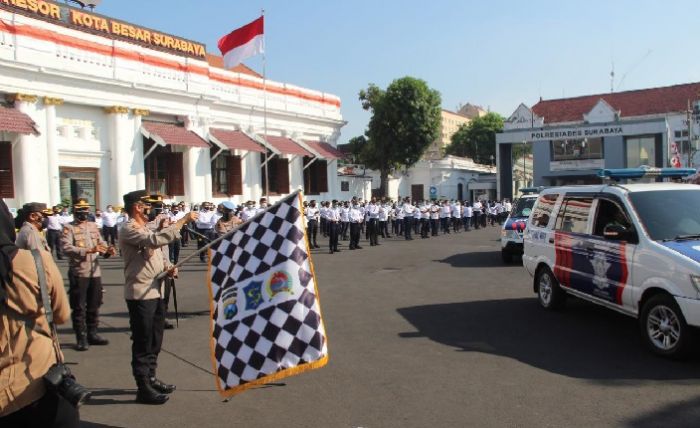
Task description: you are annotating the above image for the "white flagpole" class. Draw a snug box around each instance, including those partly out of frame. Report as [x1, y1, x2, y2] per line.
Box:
[262, 9, 270, 200]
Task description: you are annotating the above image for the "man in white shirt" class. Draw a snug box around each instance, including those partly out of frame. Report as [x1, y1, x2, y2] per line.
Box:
[195, 202, 217, 262]
[101, 204, 119, 246]
[378, 199, 389, 239]
[45, 205, 64, 259]
[366, 197, 380, 246]
[429, 201, 440, 236]
[305, 200, 321, 249]
[168, 203, 186, 263]
[401, 197, 416, 240]
[348, 198, 364, 250]
[452, 202, 462, 233]
[340, 201, 350, 241]
[419, 202, 430, 238]
[472, 200, 483, 230]
[440, 200, 452, 234]
[462, 203, 473, 231]
[319, 201, 329, 238]
[240, 201, 256, 222]
[327, 200, 341, 254]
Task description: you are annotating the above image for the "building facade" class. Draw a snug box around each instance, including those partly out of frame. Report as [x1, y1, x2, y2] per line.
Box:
[423, 109, 472, 160]
[496, 83, 700, 200]
[0, 1, 345, 209]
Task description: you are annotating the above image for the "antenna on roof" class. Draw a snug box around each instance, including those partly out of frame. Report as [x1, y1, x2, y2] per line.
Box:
[610, 61, 615, 93]
[616, 49, 652, 91]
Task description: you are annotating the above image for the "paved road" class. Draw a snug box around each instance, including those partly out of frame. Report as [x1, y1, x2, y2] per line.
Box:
[56, 226, 700, 428]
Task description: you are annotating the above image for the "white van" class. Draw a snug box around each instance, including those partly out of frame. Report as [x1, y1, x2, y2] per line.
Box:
[523, 170, 700, 358]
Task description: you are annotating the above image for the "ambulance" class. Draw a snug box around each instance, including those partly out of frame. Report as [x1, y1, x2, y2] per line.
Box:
[523, 167, 700, 358]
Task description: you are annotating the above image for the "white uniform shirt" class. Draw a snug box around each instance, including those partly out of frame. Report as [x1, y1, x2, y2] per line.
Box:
[504, 201, 512, 212]
[429, 204, 440, 220]
[463, 206, 473, 218]
[395, 206, 404, 220]
[420, 205, 430, 220]
[473, 201, 483, 213]
[327, 206, 340, 222]
[349, 206, 363, 223]
[452, 204, 461, 218]
[378, 205, 388, 221]
[305, 206, 319, 222]
[367, 203, 379, 219]
[196, 210, 216, 229]
[169, 211, 186, 222]
[102, 211, 118, 227]
[58, 213, 73, 225]
[94, 216, 103, 229]
[401, 203, 416, 217]
[240, 206, 256, 222]
[340, 206, 350, 222]
[440, 205, 451, 218]
[46, 215, 62, 231]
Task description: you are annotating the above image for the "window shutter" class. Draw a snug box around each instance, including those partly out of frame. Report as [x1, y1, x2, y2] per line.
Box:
[167, 152, 184, 196]
[275, 158, 289, 194]
[317, 161, 328, 193]
[0, 142, 13, 198]
[226, 155, 243, 196]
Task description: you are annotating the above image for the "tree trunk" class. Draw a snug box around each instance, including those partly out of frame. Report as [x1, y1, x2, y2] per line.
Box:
[379, 168, 389, 198]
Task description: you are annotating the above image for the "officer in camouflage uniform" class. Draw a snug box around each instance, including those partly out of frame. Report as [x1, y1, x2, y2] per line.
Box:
[61, 198, 115, 351]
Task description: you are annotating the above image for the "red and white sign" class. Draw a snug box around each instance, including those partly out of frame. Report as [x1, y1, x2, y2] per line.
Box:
[218, 16, 264, 69]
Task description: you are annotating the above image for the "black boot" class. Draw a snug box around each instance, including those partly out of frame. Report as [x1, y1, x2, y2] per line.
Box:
[150, 377, 176, 394]
[75, 331, 89, 352]
[136, 377, 169, 405]
[87, 329, 109, 346]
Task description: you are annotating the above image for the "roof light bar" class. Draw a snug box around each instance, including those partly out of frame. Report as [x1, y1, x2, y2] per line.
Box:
[598, 166, 696, 180]
[519, 186, 544, 194]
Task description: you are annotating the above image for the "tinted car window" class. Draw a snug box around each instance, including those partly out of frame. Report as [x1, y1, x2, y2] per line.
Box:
[511, 197, 537, 218]
[593, 199, 632, 237]
[530, 194, 558, 228]
[629, 190, 700, 241]
[554, 197, 592, 234]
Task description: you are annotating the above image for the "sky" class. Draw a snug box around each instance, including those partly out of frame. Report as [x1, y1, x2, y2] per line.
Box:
[96, 0, 700, 144]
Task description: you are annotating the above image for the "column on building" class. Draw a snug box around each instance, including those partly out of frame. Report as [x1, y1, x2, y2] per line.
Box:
[44, 97, 63, 206]
[105, 106, 131, 205]
[9, 94, 49, 205]
[183, 116, 212, 203]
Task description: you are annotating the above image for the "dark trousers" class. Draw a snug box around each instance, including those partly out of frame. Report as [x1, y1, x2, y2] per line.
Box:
[379, 220, 388, 238]
[102, 225, 117, 246]
[349, 222, 361, 249]
[197, 228, 215, 261]
[168, 238, 181, 264]
[341, 221, 349, 240]
[473, 213, 481, 229]
[328, 222, 339, 251]
[68, 272, 102, 333]
[420, 218, 430, 238]
[307, 219, 319, 247]
[430, 219, 439, 236]
[181, 223, 190, 246]
[0, 390, 80, 428]
[404, 217, 413, 239]
[47, 229, 63, 259]
[453, 217, 460, 232]
[464, 217, 471, 231]
[320, 218, 328, 237]
[441, 217, 451, 234]
[368, 219, 378, 245]
[127, 298, 165, 379]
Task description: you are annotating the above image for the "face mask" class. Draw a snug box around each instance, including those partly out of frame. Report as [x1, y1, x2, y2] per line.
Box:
[223, 211, 232, 221]
[260, 203, 267, 208]
[75, 212, 88, 221]
[107, 207, 113, 213]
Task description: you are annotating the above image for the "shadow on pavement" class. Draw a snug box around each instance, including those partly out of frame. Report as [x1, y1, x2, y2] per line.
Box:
[85, 388, 136, 407]
[436, 251, 507, 268]
[397, 297, 700, 382]
[80, 422, 127, 428]
[623, 395, 700, 427]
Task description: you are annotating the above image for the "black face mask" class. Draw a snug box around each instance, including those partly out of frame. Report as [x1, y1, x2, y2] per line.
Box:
[148, 207, 162, 222]
[223, 211, 232, 221]
[75, 212, 89, 222]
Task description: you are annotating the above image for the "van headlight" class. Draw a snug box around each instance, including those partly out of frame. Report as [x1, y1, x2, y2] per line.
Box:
[690, 275, 700, 294]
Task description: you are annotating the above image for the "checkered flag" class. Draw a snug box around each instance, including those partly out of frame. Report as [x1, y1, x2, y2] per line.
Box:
[208, 191, 328, 396]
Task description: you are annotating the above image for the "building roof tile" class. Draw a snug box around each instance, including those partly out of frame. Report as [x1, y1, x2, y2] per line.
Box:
[0, 105, 38, 135]
[263, 136, 312, 157]
[304, 141, 344, 160]
[209, 128, 265, 152]
[141, 122, 209, 148]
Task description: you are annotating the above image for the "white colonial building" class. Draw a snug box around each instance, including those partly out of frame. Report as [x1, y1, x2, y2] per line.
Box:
[0, 1, 345, 210]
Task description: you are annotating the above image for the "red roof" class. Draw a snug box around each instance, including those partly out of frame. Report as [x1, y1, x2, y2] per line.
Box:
[0, 105, 38, 135]
[532, 82, 700, 124]
[263, 136, 312, 157]
[141, 122, 209, 148]
[304, 141, 344, 160]
[209, 128, 265, 153]
[205, 54, 262, 78]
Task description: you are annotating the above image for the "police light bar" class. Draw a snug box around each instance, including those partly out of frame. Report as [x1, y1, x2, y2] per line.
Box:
[519, 186, 544, 194]
[597, 166, 696, 180]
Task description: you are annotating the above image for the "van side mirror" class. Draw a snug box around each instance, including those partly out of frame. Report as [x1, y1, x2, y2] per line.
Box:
[603, 224, 633, 241]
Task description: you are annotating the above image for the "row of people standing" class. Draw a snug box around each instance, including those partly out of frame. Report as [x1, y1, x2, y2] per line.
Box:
[303, 197, 514, 253]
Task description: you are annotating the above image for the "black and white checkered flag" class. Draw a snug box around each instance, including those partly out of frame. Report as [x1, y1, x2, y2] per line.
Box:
[208, 191, 328, 396]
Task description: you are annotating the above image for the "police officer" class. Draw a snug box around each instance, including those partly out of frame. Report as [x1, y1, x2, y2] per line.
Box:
[119, 190, 198, 404]
[195, 201, 216, 262]
[305, 200, 321, 248]
[327, 200, 341, 254]
[15, 202, 52, 252]
[348, 198, 363, 250]
[61, 198, 115, 351]
[366, 197, 379, 246]
[215, 201, 242, 236]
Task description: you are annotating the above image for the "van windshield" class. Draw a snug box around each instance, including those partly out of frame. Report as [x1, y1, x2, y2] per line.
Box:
[629, 190, 700, 241]
[511, 197, 537, 218]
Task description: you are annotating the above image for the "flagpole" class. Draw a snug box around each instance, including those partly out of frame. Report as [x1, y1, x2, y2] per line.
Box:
[262, 9, 270, 201]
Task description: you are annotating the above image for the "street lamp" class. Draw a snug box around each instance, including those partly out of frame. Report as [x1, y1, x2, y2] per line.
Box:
[522, 140, 527, 188]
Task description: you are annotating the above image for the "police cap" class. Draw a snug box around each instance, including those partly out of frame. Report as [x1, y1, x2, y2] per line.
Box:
[123, 189, 148, 209]
[22, 202, 49, 215]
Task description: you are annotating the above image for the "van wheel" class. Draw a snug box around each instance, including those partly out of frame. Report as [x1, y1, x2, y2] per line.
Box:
[501, 250, 513, 264]
[640, 294, 693, 359]
[536, 267, 565, 310]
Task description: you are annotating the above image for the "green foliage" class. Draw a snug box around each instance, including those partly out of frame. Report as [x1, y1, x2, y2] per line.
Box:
[345, 135, 368, 163]
[358, 76, 442, 196]
[445, 112, 504, 164]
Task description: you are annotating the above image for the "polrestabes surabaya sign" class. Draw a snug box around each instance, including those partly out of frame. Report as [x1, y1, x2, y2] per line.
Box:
[498, 123, 635, 144]
[0, 0, 207, 58]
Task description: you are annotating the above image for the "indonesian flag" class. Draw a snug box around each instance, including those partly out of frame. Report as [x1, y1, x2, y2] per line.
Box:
[218, 16, 264, 69]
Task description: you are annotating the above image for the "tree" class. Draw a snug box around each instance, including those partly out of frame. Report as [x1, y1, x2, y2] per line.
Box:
[345, 135, 368, 164]
[445, 112, 504, 164]
[358, 77, 441, 197]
